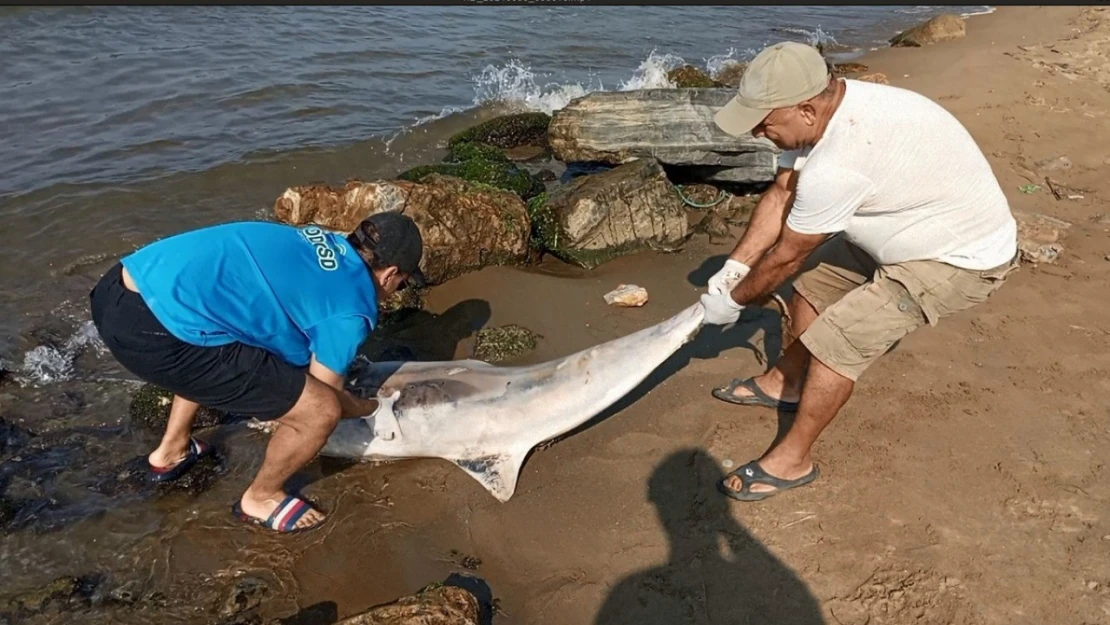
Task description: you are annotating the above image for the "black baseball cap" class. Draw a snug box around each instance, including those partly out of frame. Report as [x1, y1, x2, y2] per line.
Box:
[353, 211, 427, 288]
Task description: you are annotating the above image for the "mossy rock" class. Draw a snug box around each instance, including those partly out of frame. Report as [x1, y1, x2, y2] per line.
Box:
[129, 384, 228, 433]
[448, 113, 552, 151]
[524, 192, 647, 268]
[2, 575, 99, 617]
[92, 453, 226, 497]
[472, 325, 540, 363]
[399, 157, 544, 201]
[525, 192, 559, 254]
[667, 65, 722, 88]
[446, 141, 511, 164]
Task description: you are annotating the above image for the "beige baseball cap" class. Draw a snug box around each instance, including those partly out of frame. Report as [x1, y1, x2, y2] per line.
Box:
[714, 41, 831, 137]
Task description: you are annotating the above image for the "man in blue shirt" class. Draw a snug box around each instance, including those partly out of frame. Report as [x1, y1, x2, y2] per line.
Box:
[90, 212, 425, 533]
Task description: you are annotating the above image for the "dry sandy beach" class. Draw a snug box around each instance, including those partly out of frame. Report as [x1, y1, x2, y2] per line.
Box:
[4, 5, 1109, 625]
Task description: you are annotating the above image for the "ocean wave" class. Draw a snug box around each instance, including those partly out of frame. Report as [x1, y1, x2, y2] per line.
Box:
[457, 49, 712, 117]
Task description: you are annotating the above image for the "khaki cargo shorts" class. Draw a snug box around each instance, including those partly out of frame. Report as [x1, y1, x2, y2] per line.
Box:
[793, 234, 1018, 381]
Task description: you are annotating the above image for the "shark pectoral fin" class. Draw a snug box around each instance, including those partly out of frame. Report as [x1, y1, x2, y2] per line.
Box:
[371, 390, 402, 442]
[453, 448, 529, 503]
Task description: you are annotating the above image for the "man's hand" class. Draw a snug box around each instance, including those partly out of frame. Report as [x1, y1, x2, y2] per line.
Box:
[707, 259, 751, 295]
[309, 356, 379, 418]
[700, 291, 745, 325]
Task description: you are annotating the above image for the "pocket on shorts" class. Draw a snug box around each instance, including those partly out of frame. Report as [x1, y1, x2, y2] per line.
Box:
[883, 259, 1011, 325]
[821, 278, 928, 366]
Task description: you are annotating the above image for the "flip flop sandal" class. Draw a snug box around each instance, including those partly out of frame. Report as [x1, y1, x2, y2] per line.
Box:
[147, 437, 212, 483]
[718, 460, 820, 502]
[711, 377, 800, 412]
[232, 494, 325, 534]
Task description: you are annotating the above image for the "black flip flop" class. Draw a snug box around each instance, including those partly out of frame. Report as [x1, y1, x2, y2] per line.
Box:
[147, 437, 212, 483]
[712, 377, 800, 412]
[718, 459, 820, 502]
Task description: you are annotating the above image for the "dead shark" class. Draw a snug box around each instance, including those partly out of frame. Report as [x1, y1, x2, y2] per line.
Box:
[317, 302, 705, 502]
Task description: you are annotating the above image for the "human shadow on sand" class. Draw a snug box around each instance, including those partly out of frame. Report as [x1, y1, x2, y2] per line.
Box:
[595, 448, 825, 625]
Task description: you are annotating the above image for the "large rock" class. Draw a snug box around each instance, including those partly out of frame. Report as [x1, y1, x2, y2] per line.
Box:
[890, 14, 966, 47]
[548, 89, 778, 184]
[712, 61, 747, 88]
[530, 159, 688, 268]
[274, 175, 531, 285]
[336, 584, 479, 625]
[667, 65, 722, 88]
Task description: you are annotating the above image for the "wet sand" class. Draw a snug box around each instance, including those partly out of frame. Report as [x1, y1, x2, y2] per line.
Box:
[5, 6, 1109, 625]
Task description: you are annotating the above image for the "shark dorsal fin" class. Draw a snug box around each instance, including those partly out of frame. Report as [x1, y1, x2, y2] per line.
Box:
[453, 449, 529, 502]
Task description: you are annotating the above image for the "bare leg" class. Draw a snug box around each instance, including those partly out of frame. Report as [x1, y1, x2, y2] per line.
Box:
[239, 375, 340, 529]
[721, 290, 819, 403]
[148, 395, 200, 468]
[724, 356, 854, 494]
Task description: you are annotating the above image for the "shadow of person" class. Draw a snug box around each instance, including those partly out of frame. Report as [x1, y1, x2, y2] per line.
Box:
[595, 449, 825, 625]
[361, 298, 493, 363]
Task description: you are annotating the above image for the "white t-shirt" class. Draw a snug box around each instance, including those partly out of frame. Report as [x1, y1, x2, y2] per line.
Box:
[781, 79, 1017, 270]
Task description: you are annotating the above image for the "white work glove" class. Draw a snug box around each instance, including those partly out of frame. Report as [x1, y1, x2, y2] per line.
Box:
[700, 291, 745, 325]
[707, 259, 751, 295]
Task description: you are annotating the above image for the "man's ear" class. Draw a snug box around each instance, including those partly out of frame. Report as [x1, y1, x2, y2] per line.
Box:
[799, 102, 819, 126]
[373, 264, 398, 285]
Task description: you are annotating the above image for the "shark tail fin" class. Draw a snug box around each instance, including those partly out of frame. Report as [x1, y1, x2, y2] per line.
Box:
[452, 447, 531, 503]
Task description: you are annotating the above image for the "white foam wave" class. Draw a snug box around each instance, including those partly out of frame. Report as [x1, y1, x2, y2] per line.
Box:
[616, 51, 683, 91]
[960, 6, 996, 18]
[463, 50, 713, 117]
[17, 320, 105, 386]
[470, 59, 596, 116]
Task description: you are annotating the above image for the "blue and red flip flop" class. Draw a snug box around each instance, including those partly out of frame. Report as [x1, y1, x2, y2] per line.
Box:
[232, 494, 325, 533]
[147, 437, 213, 483]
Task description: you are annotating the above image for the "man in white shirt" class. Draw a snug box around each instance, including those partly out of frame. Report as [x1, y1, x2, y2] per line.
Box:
[700, 41, 1018, 502]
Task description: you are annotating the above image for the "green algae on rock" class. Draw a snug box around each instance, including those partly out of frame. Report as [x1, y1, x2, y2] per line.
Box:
[447, 112, 552, 152]
[398, 158, 544, 201]
[472, 325, 540, 363]
[1, 575, 100, 620]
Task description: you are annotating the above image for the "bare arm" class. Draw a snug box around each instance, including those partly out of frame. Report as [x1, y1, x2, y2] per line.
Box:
[309, 356, 380, 418]
[729, 167, 799, 266]
[730, 226, 828, 307]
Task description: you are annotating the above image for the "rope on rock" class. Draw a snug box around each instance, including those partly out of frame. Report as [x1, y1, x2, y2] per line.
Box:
[674, 184, 730, 209]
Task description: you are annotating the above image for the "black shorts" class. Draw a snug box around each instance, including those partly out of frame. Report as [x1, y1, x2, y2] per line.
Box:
[89, 263, 306, 421]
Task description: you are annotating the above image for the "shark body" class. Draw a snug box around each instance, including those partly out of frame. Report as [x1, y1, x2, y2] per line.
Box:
[318, 303, 705, 501]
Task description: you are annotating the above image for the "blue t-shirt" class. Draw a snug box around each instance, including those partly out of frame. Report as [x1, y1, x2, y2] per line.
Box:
[121, 221, 378, 376]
